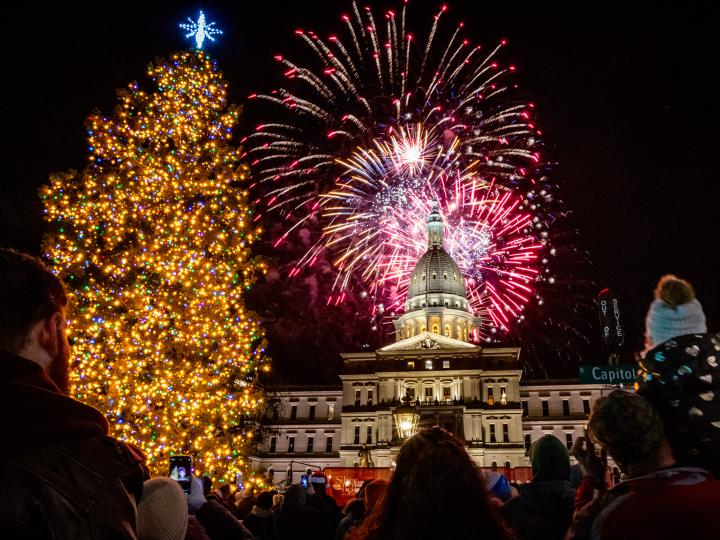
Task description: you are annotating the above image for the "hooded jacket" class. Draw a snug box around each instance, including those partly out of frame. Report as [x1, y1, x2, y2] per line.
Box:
[502, 435, 576, 540]
[637, 332, 720, 476]
[0, 348, 146, 539]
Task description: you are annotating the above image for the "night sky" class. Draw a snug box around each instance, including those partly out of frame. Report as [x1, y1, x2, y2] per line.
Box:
[2, 2, 718, 378]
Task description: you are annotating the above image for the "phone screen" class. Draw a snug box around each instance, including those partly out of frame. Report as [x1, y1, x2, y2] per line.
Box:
[169, 455, 193, 494]
[300, 474, 309, 489]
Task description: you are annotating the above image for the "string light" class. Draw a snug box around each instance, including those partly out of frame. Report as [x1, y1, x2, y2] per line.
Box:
[41, 50, 268, 485]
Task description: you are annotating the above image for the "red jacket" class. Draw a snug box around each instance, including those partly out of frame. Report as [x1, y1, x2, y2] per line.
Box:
[590, 467, 720, 539]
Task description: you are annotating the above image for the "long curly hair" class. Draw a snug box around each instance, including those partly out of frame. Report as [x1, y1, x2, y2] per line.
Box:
[348, 427, 512, 540]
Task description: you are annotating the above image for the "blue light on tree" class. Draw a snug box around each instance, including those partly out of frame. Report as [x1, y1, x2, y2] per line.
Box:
[179, 11, 222, 50]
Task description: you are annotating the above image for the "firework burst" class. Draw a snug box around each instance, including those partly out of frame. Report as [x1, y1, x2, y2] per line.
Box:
[247, 1, 586, 348]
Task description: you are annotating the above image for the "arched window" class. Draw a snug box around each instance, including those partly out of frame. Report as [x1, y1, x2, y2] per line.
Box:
[431, 322, 440, 334]
[444, 324, 451, 337]
[422, 274, 426, 281]
[452, 273, 457, 281]
[505, 461, 511, 469]
[413, 276, 417, 283]
[421, 325, 427, 333]
[432, 272, 437, 279]
[443, 272, 448, 280]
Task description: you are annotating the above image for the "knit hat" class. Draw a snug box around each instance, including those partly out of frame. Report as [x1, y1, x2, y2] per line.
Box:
[138, 477, 188, 540]
[484, 471, 512, 501]
[588, 390, 665, 465]
[645, 275, 707, 348]
[529, 435, 571, 482]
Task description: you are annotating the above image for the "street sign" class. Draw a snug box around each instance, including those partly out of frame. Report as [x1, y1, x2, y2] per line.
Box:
[579, 364, 636, 385]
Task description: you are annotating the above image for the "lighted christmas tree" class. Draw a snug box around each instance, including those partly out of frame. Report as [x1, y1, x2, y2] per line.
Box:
[41, 50, 268, 483]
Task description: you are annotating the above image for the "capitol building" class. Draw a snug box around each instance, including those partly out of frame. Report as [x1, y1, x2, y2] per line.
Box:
[251, 206, 608, 484]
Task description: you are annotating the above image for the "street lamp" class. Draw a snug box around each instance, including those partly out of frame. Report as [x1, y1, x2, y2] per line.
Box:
[393, 393, 420, 440]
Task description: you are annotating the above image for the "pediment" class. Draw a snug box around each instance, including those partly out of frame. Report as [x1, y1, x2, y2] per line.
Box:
[379, 332, 479, 352]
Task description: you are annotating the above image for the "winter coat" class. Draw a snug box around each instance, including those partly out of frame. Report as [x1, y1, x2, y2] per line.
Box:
[637, 332, 720, 476]
[244, 506, 274, 540]
[195, 499, 255, 540]
[307, 491, 341, 540]
[569, 466, 720, 540]
[0, 349, 146, 539]
[273, 485, 323, 540]
[501, 479, 576, 540]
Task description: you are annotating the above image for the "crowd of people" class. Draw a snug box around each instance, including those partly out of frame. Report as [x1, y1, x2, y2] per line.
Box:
[1, 247, 719, 539]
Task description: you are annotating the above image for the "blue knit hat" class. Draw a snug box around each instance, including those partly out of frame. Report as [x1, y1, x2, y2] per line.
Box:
[645, 275, 707, 348]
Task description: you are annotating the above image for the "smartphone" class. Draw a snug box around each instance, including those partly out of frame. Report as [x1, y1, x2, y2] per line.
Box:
[300, 474, 309, 489]
[169, 455, 193, 494]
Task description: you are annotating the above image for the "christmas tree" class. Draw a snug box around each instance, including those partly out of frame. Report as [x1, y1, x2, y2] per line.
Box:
[41, 50, 268, 483]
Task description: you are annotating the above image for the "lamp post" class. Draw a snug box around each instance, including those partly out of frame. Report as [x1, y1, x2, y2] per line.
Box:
[393, 393, 420, 440]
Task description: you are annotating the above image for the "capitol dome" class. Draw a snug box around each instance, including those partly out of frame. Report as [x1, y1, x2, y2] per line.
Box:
[394, 202, 478, 341]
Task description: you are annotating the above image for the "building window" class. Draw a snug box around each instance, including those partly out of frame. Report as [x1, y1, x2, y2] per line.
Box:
[491, 461, 497, 470]
[443, 272, 448, 280]
[566, 433, 573, 450]
[425, 386, 434, 401]
[443, 386, 452, 401]
[443, 360, 450, 369]
[502, 423, 509, 443]
[366, 425, 373, 444]
[583, 399, 591, 415]
[432, 272, 437, 279]
[309, 405, 316, 420]
[367, 389, 374, 406]
[354, 426, 360, 445]
[288, 436, 295, 453]
[269, 436, 277, 453]
[328, 403, 335, 420]
[500, 386, 507, 405]
[505, 461, 511, 469]
[521, 401, 529, 417]
[290, 405, 297, 420]
[562, 400, 570, 416]
[453, 273, 457, 281]
[489, 424, 496, 443]
[407, 361, 415, 369]
[487, 387, 495, 405]
[524, 433, 531, 450]
[422, 274, 426, 281]
[355, 389, 361, 406]
[325, 437, 333, 453]
[541, 400, 549, 417]
[307, 437, 314, 453]
[425, 360, 433, 370]
[406, 387, 416, 400]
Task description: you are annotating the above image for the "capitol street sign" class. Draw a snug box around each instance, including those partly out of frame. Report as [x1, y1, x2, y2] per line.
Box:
[579, 364, 636, 385]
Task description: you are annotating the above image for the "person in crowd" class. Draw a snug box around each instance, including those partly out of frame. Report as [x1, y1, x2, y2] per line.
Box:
[307, 472, 341, 539]
[273, 483, 321, 540]
[568, 390, 720, 540]
[340, 478, 388, 538]
[0, 248, 147, 538]
[234, 489, 256, 520]
[272, 492, 284, 512]
[244, 490, 275, 540]
[501, 435, 576, 540]
[637, 274, 720, 476]
[202, 476, 214, 498]
[485, 471, 514, 506]
[187, 476, 254, 540]
[138, 477, 210, 540]
[335, 498, 365, 540]
[348, 427, 512, 540]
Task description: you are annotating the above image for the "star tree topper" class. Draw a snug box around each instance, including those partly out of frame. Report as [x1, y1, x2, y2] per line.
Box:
[180, 11, 222, 49]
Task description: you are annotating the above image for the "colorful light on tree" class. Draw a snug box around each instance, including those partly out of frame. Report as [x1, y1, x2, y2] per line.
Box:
[41, 50, 268, 483]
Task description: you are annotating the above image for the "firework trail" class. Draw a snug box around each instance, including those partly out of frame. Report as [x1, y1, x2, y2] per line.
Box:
[246, 1, 590, 355]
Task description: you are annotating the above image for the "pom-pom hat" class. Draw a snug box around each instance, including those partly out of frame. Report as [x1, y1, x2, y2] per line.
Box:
[645, 274, 707, 348]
